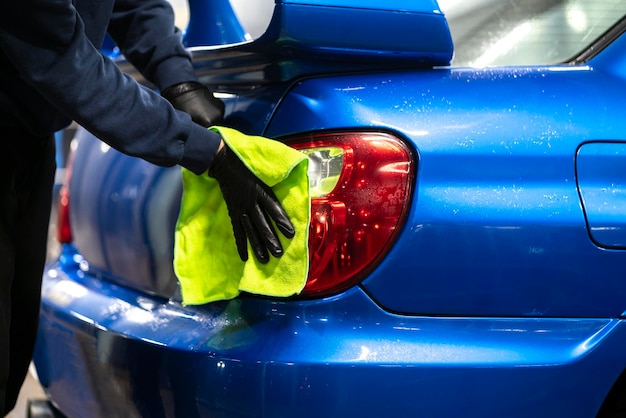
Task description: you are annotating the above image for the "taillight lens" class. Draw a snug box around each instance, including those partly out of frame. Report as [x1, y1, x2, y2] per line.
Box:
[288, 131, 414, 297]
[56, 141, 75, 244]
[57, 185, 72, 243]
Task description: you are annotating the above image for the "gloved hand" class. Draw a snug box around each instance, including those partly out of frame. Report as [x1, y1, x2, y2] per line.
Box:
[161, 81, 225, 127]
[209, 144, 295, 263]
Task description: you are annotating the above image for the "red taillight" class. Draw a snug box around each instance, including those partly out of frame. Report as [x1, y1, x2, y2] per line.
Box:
[56, 143, 74, 244]
[288, 131, 414, 297]
[57, 185, 72, 243]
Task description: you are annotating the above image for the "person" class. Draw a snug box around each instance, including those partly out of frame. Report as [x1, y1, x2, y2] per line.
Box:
[0, 0, 295, 415]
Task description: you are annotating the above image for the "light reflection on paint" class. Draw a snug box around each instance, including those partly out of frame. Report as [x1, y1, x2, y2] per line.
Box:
[471, 21, 532, 67]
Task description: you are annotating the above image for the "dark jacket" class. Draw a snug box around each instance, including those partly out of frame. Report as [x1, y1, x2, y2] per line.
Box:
[0, 0, 220, 174]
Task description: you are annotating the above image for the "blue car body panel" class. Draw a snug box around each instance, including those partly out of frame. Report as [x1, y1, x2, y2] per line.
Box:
[262, 2, 452, 63]
[36, 254, 626, 417]
[268, 67, 626, 317]
[183, 0, 453, 65]
[577, 142, 626, 249]
[34, 0, 626, 416]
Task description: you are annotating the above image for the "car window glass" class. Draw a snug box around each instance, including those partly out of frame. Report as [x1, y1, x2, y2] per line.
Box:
[441, 0, 626, 67]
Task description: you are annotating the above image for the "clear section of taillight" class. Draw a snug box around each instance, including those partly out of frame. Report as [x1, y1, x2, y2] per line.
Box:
[288, 131, 414, 297]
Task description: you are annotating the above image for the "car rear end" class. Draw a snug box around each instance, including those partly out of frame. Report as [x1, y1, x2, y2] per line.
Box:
[34, 0, 626, 417]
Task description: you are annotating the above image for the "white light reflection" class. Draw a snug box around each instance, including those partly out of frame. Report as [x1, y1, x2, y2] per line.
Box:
[72, 311, 96, 326]
[163, 308, 196, 320]
[138, 338, 166, 346]
[566, 5, 587, 33]
[214, 92, 237, 100]
[355, 345, 372, 361]
[125, 308, 154, 325]
[371, 120, 429, 137]
[46, 280, 88, 307]
[547, 65, 591, 72]
[379, 161, 410, 174]
[342, 86, 366, 92]
[571, 321, 618, 357]
[471, 21, 532, 68]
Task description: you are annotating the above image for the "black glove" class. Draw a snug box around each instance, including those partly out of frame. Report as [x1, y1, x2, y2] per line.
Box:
[162, 81, 225, 127]
[209, 144, 296, 263]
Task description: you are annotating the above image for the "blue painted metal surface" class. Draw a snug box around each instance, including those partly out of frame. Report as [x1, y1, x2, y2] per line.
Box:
[258, 0, 453, 64]
[33, 0, 626, 416]
[266, 63, 626, 317]
[577, 142, 626, 249]
[184, 0, 453, 65]
[279, 0, 441, 10]
[184, 0, 247, 46]
[36, 252, 626, 417]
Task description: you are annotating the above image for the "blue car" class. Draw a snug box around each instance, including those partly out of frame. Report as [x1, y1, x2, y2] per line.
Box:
[34, 0, 626, 416]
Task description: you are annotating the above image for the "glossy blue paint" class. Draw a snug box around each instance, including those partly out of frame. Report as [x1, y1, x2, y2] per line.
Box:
[184, 0, 247, 46]
[577, 142, 626, 249]
[186, 0, 454, 65]
[69, 130, 181, 296]
[260, 2, 453, 64]
[100, 34, 120, 58]
[37, 253, 626, 417]
[265, 63, 626, 317]
[279, 0, 442, 12]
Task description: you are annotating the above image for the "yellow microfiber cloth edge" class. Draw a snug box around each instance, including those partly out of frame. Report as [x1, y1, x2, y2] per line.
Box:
[173, 126, 310, 305]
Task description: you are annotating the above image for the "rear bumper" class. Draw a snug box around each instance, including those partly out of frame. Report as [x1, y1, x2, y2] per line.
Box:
[36, 252, 626, 418]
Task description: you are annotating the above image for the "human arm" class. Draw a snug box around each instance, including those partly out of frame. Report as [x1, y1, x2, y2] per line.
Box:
[0, 0, 292, 260]
[108, 0, 224, 126]
[0, 0, 220, 173]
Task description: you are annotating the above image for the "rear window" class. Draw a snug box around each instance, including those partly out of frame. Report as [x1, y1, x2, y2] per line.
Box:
[441, 0, 626, 67]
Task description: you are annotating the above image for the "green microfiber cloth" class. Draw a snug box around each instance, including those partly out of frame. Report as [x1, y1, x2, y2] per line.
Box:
[173, 126, 310, 305]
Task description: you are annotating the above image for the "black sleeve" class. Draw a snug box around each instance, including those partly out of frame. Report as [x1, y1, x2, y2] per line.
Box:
[108, 0, 198, 90]
[0, 0, 220, 173]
